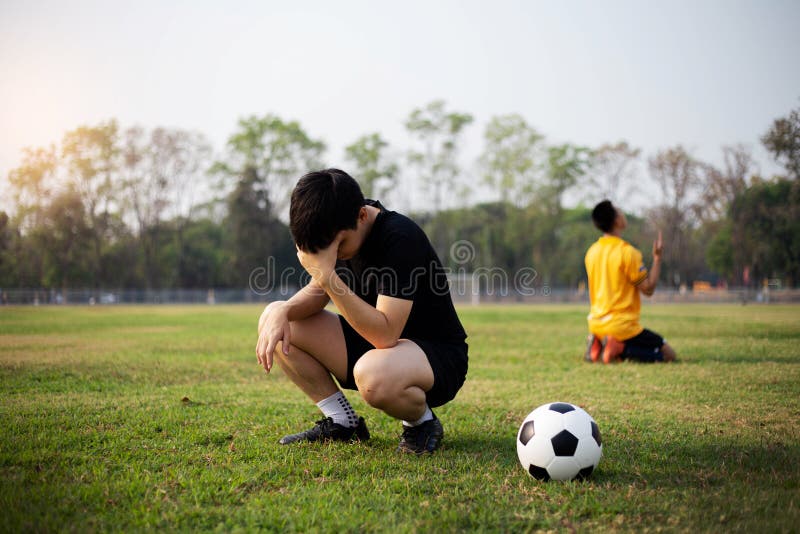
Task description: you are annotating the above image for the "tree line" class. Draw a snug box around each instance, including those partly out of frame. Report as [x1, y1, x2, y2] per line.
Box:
[1, 101, 798, 292]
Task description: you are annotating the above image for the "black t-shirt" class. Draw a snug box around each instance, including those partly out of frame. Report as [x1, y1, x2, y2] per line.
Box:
[337, 200, 467, 346]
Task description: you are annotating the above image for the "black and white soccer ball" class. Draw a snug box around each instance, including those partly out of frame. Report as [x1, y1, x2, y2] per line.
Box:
[516, 402, 602, 481]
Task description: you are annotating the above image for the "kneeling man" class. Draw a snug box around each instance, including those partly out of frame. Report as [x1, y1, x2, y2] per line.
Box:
[584, 200, 677, 364]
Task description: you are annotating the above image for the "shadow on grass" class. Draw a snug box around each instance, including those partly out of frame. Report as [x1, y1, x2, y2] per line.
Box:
[604, 438, 800, 489]
[329, 432, 519, 466]
[437, 430, 800, 493]
[690, 354, 800, 365]
[444, 434, 521, 465]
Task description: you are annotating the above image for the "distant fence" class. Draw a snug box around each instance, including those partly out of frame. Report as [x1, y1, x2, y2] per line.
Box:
[2, 285, 800, 305]
[465, 288, 800, 304]
[0, 288, 283, 306]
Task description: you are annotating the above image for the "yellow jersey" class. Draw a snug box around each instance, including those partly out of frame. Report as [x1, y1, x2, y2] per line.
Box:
[585, 235, 648, 340]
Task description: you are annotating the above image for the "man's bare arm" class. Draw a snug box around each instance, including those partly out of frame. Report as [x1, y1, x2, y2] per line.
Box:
[258, 282, 330, 328]
[294, 235, 412, 349]
[638, 231, 662, 297]
[323, 273, 412, 349]
[255, 281, 330, 372]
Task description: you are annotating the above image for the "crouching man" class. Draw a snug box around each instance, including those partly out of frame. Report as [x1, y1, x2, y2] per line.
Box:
[256, 169, 468, 453]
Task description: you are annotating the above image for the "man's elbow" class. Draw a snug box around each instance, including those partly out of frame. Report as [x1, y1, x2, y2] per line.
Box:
[371, 324, 401, 348]
[370, 314, 403, 349]
[373, 335, 400, 350]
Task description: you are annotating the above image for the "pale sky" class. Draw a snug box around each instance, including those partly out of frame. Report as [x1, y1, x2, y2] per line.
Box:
[1, 0, 798, 210]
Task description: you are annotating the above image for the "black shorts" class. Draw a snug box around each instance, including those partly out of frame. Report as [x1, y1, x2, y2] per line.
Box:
[621, 328, 665, 363]
[337, 315, 468, 408]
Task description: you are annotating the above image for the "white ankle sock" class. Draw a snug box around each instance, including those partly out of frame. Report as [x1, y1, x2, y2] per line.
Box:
[403, 405, 433, 427]
[316, 391, 359, 428]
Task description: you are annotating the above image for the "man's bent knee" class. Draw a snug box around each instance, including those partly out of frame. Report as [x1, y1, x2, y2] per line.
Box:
[353, 352, 397, 408]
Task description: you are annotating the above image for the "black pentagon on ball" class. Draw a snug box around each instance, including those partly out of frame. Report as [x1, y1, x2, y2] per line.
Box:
[551, 429, 579, 456]
[591, 421, 602, 447]
[576, 465, 594, 481]
[548, 402, 575, 414]
[519, 420, 536, 446]
[528, 464, 550, 481]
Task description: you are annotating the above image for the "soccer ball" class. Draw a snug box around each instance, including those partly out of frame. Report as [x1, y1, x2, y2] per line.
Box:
[516, 402, 602, 481]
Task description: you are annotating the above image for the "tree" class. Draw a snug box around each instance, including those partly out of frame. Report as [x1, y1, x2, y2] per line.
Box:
[7, 145, 57, 232]
[120, 126, 212, 289]
[0, 211, 21, 288]
[34, 188, 94, 292]
[543, 143, 592, 213]
[214, 114, 326, 217]
[344, 133, 398, 200]
[215, 115, 322, 287]
[479, 114, 544, 207]
[649, 146, 702, 213]
[706, 222, 734, 280]
[6, 145, 58, 286]
[405, 100, 474, 212]
[169, 219, 226, 288]
[224, 167, 294, 287]
[698, 145, 755, 284]
[762, 106, 800, 180]
[61, 120, 120, 287]
[155, 129, 212, 288]
[730, 178, 800, 286]
[586, 141, 641, 203]
[647, 146, 706, 287]
[698, 145, 754, 223]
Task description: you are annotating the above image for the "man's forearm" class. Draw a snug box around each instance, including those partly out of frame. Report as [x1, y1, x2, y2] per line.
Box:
[641, 259, 661, 296]
[279, 282, 330, 321]
[322, 273, 395, 348]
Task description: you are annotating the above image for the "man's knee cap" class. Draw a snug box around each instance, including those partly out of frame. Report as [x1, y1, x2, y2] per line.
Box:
[353, 350, 388, 379]
[353, 362, 384, 391]
[359, 386, 389, 409]
[353, 358, 393, 406]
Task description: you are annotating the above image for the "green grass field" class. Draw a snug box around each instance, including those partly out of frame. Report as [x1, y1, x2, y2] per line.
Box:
[1, 303, 799, 532]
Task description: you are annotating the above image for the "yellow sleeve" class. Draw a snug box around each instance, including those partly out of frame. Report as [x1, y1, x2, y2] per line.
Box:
[626, 245, 648, 286]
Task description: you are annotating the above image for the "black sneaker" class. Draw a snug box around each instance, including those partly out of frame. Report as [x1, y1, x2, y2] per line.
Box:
[397, 414, 444, 454]
[279, 416, 370, 445]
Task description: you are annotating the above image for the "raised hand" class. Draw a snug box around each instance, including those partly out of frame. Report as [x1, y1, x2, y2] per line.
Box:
[652, 230, 663, 260]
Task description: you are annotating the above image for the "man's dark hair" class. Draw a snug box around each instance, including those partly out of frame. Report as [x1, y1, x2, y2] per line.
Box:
[290, 168, 364, 252]
[591, 200, 617, 233]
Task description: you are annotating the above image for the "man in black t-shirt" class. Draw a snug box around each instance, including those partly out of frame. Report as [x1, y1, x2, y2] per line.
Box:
[255, 168, 468, 454]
